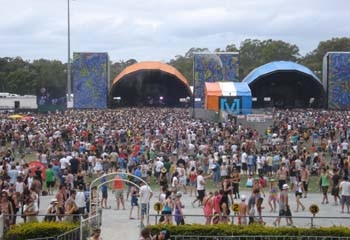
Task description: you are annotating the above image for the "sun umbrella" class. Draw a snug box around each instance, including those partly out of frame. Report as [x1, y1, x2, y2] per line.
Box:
[28, 161, 47, 180]
[8, 114, 24, 119]
[22, 115, 35, 121]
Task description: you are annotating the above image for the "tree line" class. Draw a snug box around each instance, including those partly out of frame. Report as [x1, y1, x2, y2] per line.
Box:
[0, 37, 349, 96]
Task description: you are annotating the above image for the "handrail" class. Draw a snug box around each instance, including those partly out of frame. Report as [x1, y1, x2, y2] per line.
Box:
[147, 213, 350, 227]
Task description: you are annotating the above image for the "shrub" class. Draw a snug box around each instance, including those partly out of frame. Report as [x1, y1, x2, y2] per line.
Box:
[5, 221, 78, 240]
[146, 224, 350, 239]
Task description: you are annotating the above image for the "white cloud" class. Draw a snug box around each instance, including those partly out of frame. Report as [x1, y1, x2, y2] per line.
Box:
[0, 0, 349, 62]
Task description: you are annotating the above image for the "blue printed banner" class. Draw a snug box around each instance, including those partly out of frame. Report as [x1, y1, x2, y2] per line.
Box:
[328, 53, 350, 110]
[73, 53, 109, 109]
[193, 53, 239, 108]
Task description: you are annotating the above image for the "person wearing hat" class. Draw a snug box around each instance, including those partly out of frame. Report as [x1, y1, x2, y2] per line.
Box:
[273, 184, 294, 227]
[173, 192, 185, 225]
[238, 195, 248, 225]
[44, 198, 59, 222]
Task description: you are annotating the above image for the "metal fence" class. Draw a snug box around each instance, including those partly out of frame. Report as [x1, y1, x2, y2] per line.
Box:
[148, 214, 350, 228]
[171, 236, 350, 240]
[1, 209, 101, 240]
[80, 209, 102, 239]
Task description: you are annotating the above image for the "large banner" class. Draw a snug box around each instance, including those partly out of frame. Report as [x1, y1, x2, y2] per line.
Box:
[193, 53, 239, 108]
[73, 52, 109, 109]
[327, 53, 350, 109]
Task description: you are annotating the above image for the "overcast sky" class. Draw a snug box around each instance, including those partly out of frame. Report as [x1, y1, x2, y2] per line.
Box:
[1, 0, 349, 63]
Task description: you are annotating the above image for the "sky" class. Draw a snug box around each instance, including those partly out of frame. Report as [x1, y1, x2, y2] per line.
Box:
[0, 0, 349, 63]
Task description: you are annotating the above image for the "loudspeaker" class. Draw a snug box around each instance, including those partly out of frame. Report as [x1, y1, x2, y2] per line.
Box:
[14, 101, 20, 109]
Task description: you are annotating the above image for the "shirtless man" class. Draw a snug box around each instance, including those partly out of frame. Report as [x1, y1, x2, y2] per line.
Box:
[276, 164, 289, 191]
[238, 195, 248, 225]
[300, 165, 310, 198]
[55, 184, 67, 221]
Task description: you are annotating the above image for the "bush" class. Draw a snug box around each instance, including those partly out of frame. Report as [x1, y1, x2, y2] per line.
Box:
[5, 221, 79, 240]
[146, 224, 350, 238]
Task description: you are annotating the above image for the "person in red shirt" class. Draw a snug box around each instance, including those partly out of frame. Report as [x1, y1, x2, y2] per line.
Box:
[113, 169, 125, 210]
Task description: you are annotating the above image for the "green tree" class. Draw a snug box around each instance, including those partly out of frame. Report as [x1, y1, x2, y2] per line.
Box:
[168, 55, 193, 85]
[168, 47, 210, 85]
[239, 39, 300, 79]
[31, 59, 66, 97]
[184, 47, 209, 58]
[300, 37, 350, 77]
[110, 59, 138, 86]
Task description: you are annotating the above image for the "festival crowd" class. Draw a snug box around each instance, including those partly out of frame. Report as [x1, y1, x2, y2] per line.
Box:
[0, 108, 350, 234]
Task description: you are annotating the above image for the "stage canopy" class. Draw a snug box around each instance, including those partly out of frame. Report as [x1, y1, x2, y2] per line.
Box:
[205, 82, 252, 114]
[110, 62, 192, 107]
[242, 61, 325, 108]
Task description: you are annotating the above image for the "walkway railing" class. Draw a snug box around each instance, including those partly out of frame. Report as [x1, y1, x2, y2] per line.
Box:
[170, 236, 350, 240]
[148, 214, 350, 228]
[1, 209, 102, 240]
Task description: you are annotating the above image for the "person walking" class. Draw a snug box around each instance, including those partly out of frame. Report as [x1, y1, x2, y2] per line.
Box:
[129, 185, 140, 220]
[294, 176, 305, 212]
[273, 184, 294, 227]
[191, 169, 211, 207]
[331, 168, 341, 206]
[203, 192, 214, 225]
[231, 167, 240, 199]
[320, 168, 331, 204]
[268, 179, 278, 212]
[100, 173, 109, 209]
[113, 169, 125, 210]
[339, 176, 350, 213]
[139, 181, 153, 228]
[238, 195, 248, 225]
[75, 184, 86, 215]
[300, 166, 310, 198]
[173, 192, 185, 225]
[45, 164, 55, 195]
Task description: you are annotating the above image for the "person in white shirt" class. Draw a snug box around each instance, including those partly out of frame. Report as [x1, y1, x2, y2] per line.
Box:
[341, 140, 349, 155]
[75, 185, 86, 215]
[139, 181, 153, 227]
[59, 156, 70, 170]
[241, 151, 248, 175]
[191, 169, 212, 207]
[154, 158, 164, 184]
[340, 176, 350, 213]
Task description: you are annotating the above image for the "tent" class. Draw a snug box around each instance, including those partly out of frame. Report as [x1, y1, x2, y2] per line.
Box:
[204, 82, 252, 114]
[242, 61, 325, 108]
[205, 82, 222, 110]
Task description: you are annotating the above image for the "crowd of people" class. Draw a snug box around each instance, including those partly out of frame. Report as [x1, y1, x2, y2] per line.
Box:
[0, 108, 350, 234]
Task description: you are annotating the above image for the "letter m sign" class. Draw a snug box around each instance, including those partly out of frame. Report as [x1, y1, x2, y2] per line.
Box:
[219, 96, 242, 114]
